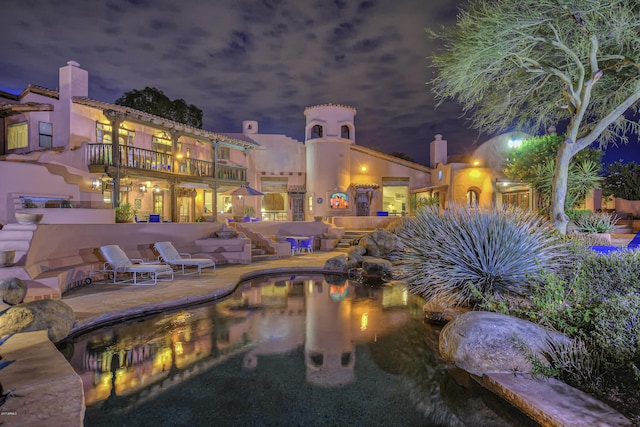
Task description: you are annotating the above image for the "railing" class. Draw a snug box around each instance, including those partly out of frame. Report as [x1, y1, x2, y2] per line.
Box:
[261, 211, 289, 221]
[216, 163, 246, 182]
[88, 144, 246, 181]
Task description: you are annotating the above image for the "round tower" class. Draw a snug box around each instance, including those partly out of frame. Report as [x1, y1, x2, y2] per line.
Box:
[304, 104, 356, 218]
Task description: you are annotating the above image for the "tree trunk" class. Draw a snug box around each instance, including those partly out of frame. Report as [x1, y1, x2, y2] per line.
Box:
[551, 141, 574, 234]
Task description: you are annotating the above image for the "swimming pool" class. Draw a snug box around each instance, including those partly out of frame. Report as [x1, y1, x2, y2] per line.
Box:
[59, 274, 537, 426]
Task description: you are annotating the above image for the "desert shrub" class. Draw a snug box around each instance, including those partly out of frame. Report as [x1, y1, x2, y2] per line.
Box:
[592, 293, 640, 365]
[395, 204, 569, 306]
[575, 250, 640, 303]
[572, 211, 618, 234]
[542, 338, 605, 391]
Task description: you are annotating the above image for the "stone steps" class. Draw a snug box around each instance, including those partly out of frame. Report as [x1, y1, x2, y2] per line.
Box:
[335, 230, 370, 251]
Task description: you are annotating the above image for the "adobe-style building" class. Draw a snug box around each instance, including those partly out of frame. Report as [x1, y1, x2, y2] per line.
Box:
[0, 60, 535, 227]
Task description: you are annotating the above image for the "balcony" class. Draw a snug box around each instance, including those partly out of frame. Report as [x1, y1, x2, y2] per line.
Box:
[87, 144, 246, 182]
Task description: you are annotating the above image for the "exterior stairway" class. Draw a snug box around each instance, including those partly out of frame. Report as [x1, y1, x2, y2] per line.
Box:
[250, 243, 277, 262]
[0, 224, 62, 301]
[335, 230, 370, 252]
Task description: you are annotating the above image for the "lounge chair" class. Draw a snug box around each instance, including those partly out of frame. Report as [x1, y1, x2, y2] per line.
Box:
[149, 214, 161, 223]
[99, 245, 174, 285]
[153, 241, 216, 275]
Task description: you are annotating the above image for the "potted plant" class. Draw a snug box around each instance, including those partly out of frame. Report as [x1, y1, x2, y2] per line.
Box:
[572, 211, 618, 243]
[115, 202, 136, 223]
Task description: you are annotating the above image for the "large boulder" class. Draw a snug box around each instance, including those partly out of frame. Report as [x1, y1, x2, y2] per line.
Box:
[439, 311, 571, 376]
[324, 254, 349, 271]
[0, 300, 75, 342]
[358, 228, 400, 257]
[0, 277, 27, 305]
[361, 256, 393, 278]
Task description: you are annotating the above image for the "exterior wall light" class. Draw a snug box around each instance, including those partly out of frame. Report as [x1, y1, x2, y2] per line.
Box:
[91, 177, 101, 190]
[139, 184, 147, 193]
[361, 166, 367, 172]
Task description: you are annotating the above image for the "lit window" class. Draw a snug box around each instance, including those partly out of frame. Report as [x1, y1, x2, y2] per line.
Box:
[7, 122, 28, 150]
[467, 189, 479, 207]
[96, 122, 135, 145]
[152, 132, 172, 153]
[218, 146, 230, 160]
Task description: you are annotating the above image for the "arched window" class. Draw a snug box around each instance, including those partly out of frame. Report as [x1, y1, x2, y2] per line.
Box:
[466, 189, 479, 208]
[340, 125, 350, 139]
[311, 125, 323, 138]
[262, 193, 285, 211]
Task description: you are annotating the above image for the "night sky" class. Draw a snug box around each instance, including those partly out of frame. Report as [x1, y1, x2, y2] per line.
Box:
[1, 0, 638, 166]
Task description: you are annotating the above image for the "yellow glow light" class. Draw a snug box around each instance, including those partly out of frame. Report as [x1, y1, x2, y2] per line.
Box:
[360, 312, 368, 331]
[469, 169, 481, 178]
[473, 160, 480, 166]
[361, 166, 367, 172]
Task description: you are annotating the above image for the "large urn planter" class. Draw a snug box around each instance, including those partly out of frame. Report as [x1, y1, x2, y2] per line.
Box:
[15, 212, 44, 225]
[0, 250, 16, 267]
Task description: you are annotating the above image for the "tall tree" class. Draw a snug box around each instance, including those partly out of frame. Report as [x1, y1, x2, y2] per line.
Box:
[431, 0, 640, 233]
[504, 133, 602, 213]
[115, 87, 203, 129]
[601, 161, 640, 201]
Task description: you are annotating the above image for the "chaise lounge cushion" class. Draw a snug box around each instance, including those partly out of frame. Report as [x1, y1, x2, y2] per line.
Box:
[98, 245, 173, 285]
[153, 241, 215, 275]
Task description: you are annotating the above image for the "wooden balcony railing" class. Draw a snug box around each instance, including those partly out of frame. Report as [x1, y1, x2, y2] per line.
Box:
[88, 144, 246, 181]
[216, 163, 246, 182]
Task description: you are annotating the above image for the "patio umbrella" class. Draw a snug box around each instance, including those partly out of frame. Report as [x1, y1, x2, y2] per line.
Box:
[222, 184, 265, 197]
[222, 185, 265, 217]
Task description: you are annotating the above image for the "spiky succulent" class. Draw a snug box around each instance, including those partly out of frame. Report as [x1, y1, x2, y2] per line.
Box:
[395, 204, 569, 306]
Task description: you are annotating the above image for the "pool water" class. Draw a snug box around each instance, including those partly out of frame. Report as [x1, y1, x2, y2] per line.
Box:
[59, 274, 538, 427]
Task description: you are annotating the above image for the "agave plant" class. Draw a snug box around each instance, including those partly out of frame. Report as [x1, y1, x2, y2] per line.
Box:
[572, 211, 618, 234]
[395, 204, 569, 306]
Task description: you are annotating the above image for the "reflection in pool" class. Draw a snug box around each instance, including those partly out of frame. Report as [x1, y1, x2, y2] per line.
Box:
[60, 274, 537, 426]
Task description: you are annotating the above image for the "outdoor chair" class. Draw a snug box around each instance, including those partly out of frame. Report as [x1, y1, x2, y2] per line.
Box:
[153, 241, 216, 275]
[589, 230, 640, 254]
[98, 245, 173, 285]
[299, 237, 314, 254]
[134, 214, 147, 223]
[149, 214, 161, 223]
[285, 237, 299, 256]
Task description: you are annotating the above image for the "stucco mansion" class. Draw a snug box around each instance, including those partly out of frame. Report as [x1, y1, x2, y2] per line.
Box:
[0, 60, 534, 227]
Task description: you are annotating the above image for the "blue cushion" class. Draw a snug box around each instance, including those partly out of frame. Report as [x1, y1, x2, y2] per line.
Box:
[589, 245, 621, 254]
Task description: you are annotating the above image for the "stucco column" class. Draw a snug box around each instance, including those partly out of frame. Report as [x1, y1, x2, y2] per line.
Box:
[104, 110, 125, 208]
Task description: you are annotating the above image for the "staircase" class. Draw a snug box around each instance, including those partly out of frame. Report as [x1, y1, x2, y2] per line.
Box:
[250, 243, 277, 262]
[0, 224, 63, 301]
[335, 230, 370, 252]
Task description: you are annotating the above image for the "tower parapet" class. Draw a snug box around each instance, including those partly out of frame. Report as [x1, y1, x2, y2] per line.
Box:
[304, 103, 356, 143]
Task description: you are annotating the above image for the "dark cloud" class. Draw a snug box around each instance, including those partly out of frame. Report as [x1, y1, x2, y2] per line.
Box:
[1, 0, 500, 166]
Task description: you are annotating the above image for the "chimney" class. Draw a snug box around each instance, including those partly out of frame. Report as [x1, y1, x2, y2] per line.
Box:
[243, 120, 258, 134]
[430, 134, 447, 168]
[59, 60, 88, 101]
